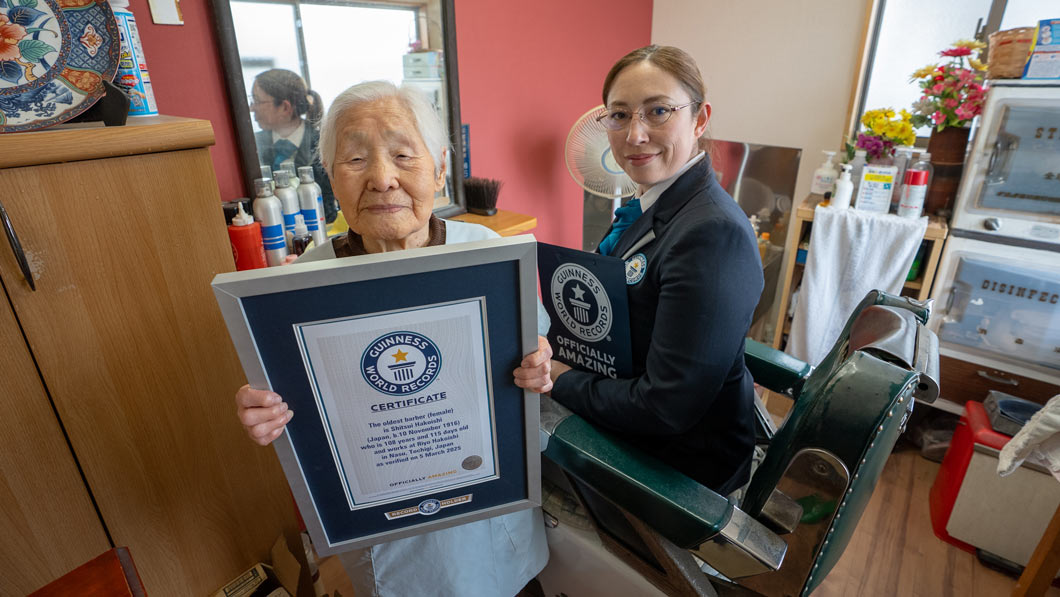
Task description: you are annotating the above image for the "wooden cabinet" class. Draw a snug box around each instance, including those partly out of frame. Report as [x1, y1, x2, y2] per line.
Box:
[0, 117, 299, 595]
[771, 196, 949, 349]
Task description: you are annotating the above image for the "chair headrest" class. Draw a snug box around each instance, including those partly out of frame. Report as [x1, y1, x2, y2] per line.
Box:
[847, 305, 939, 403]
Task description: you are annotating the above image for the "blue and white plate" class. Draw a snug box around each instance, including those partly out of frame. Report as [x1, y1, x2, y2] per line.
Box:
[0, 0, 120, 132]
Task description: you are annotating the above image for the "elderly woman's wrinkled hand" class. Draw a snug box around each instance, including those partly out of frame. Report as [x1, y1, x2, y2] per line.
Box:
[236, 384, 294, 446]
[513, 335, 554, 394]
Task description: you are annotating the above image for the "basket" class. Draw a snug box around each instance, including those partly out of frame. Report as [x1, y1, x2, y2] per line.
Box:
[987, 27, 1036, 79]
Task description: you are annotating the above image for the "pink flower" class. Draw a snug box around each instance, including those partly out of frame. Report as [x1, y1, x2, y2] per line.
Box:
[932, 112, 946, 124]
[941, 47, 973, 57]
[0, 22, 27, 61]
[955, 103, 979, 120]
[931, 83, 946, 94]
[944, 98, 959, 108]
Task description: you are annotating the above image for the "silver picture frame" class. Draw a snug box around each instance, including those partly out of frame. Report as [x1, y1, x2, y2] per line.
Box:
[212, 235, 541, 554]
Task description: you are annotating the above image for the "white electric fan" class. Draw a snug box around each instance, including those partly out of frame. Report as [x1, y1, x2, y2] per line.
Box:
[564, 105, 637, 199]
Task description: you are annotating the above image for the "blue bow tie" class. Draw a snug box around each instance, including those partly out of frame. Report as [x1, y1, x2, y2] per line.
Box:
[598, 198, 642, 257]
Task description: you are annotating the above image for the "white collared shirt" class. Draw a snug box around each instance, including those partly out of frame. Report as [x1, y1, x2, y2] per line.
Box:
[271, 120, 306, 151]
[637, 151, 706, 212]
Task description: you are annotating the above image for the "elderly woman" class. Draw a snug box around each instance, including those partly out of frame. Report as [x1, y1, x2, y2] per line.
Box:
[250, 68, 338, 222]
[549, 45, 764, 496]
[236, 81, 551, 596]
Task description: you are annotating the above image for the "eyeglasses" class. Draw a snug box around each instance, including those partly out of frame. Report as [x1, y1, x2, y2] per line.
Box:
[247, 94, 272, 107]
[596, 102, 696, 131]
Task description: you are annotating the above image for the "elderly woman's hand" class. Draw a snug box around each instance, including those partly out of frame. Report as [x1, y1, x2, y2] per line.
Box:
[513, 335, 554, 394]
[236, 384, 294, 446]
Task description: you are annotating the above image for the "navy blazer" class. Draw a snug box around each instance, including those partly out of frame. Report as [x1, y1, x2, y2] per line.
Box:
[552, 156, 763, 495]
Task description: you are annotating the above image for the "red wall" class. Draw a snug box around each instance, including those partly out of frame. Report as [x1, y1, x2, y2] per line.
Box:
[131, 0, 651, 247]
[129, 0, 244, 201]
[454, 0, 652, 247]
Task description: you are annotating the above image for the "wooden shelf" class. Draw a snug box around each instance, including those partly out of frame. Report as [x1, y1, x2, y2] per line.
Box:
[772, 196, 950, 349]
[799, 194, 948, 239]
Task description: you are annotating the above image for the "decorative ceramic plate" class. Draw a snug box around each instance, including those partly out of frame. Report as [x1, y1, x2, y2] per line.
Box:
[0, 0, 120, 132]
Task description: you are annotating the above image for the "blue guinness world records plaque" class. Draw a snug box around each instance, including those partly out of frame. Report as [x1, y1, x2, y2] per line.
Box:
[537, 242, 633, 379]
[212, 237, 541, 554]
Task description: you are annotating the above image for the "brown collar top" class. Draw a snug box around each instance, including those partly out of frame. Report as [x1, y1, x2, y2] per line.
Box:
[332, 215, 447, 258]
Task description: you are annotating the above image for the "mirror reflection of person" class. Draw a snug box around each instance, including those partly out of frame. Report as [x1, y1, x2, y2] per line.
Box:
[235, 81, 552, 596]
[250, 68, 338, 222]
[549, 45, 764, 497]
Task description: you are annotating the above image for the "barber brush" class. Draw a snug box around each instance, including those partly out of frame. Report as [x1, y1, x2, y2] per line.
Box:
[463, 177, 501, 216]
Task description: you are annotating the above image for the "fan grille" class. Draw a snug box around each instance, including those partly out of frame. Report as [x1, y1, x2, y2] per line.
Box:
[565, 106, 637, 199]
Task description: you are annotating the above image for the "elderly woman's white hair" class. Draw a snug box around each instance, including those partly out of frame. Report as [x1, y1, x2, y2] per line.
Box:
[317, 81, 449, 177]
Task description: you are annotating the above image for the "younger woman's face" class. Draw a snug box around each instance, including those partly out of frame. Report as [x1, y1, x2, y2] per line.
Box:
[604, 62, 710, 189]
[250, 83, 294, 131]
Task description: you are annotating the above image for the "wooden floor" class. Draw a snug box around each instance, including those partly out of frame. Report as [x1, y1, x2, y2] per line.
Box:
[815, 446, 1059, 597]
[317, 446, 1058, 597]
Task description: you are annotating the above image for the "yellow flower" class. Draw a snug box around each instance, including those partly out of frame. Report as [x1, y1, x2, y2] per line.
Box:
[899, 109, 912, 121]
[969, 57, 988, 71]
[911, 64, 937, 80]
[954, 38, 987, 51]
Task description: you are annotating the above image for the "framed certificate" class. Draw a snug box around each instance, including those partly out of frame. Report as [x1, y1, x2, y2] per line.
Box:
[212, 236, 541, 554]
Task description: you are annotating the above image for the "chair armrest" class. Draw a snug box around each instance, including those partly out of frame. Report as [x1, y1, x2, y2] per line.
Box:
[540, 396, 733, 548]
[744, 339, 811, 397]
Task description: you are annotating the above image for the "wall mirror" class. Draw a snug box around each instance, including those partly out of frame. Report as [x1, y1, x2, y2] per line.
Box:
[210, 0, 466, 218]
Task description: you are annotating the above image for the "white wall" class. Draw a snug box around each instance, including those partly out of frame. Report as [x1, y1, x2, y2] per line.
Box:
[652, 0, 869, 205]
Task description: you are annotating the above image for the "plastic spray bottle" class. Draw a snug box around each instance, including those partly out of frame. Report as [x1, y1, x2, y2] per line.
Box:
[227, 202, 267, 271]
[273, 170, 300, 250]
[290, 214, 314, 257]
[297, 166, 327, 246]
[848, 149, 867, 197]
[810, 151, 838, 195]
[833, 164, 854, 209]
[252, 178, 289, 266]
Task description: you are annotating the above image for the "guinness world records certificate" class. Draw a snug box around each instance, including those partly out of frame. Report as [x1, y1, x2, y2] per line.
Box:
[212, 236, 541, 554]
[295, 299, 497, 510]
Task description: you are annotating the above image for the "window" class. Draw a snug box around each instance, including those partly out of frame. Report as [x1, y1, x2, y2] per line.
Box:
[855, 0, 1055, 139]
[231, 0, 419, 131]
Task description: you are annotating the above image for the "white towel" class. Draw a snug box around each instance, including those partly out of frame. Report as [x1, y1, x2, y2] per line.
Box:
[998, 394, 1060, 482]
[787, 206, 928, 366]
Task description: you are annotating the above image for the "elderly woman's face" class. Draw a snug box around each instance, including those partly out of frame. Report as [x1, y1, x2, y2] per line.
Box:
[330, 97, 445, 243]
[605, 62, 709, 189]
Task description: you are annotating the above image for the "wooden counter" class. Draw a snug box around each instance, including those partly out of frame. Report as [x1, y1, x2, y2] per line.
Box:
[328, 208, 538, 238]
[450, 209, 538, 236]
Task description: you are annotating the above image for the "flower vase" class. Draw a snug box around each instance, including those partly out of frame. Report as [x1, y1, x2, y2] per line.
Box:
[924, 125, 971, 216]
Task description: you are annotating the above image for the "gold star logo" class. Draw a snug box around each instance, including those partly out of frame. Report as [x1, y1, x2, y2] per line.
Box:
[392, 349, 409, 363]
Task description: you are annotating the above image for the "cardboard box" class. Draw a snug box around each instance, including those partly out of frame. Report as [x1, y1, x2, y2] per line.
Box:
[212, 536, 302, 597]
[1023, 18, 1060, 79]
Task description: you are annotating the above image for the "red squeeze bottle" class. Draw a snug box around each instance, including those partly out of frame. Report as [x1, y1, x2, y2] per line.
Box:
[228, 202, 267, 270]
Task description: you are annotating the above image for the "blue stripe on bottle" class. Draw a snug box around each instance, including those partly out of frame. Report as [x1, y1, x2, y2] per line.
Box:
[283, 212, 297, 232]
[301, 209, 319, 231]
[262, 224, 285, 250]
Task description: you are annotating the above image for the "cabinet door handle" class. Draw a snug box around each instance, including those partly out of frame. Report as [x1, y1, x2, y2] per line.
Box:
[0, 199, 35, 291]
[977, 370, 1019, 386]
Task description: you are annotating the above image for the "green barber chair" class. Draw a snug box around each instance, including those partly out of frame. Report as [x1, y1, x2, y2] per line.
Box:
[538, 290, 940, 596]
